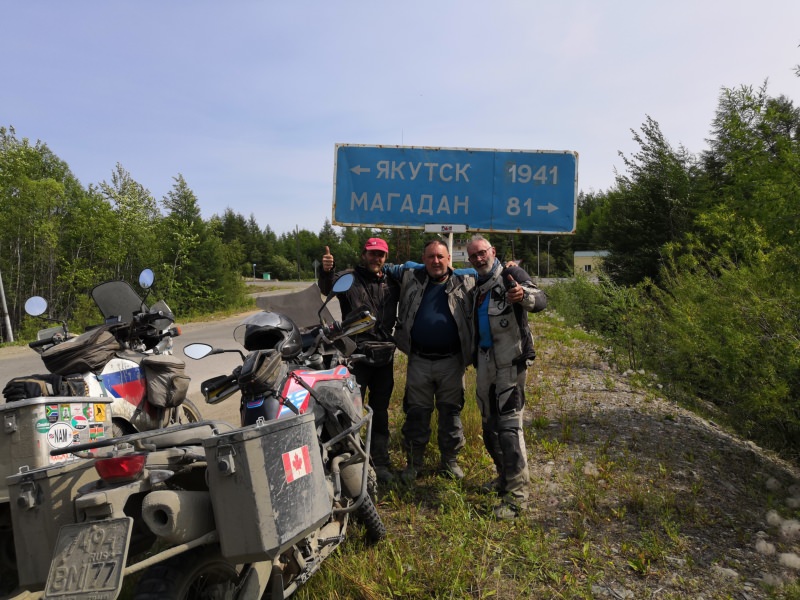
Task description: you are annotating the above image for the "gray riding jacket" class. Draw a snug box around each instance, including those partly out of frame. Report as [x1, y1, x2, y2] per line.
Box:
[475, 264, 547, 367]
[389, 266, 475, 365]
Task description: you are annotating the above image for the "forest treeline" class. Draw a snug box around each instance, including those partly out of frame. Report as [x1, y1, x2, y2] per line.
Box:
[549, 82, 800, 458]
[2, 78, 799, 456]
[0, 123, 579, 340]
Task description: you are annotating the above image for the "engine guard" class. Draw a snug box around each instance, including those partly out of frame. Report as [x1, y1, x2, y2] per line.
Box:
[326, 406, 374, 516]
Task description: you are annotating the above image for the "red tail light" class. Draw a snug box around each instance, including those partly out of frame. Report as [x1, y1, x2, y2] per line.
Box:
[95, 453, 147, 482]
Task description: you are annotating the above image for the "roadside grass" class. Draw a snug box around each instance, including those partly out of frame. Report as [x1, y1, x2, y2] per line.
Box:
[103, 311, 795, 599]
[293, 313, 792, 599]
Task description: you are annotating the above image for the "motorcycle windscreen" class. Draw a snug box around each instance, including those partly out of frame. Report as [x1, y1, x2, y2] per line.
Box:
[91, 280, 148, 324]
[255, 283, 334, 329]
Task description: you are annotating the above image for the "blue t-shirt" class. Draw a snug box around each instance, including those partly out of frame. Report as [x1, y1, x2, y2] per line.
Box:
[411, 279, 460, 353]
[476, 291, 492, 349]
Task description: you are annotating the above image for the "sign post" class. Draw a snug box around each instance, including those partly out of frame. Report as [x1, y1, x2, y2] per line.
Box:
[333, 144, 578, 234]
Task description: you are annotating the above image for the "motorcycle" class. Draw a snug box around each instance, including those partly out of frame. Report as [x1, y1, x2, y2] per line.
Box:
[0, 269, 201, 596]
[5, 268, 202, 435]
[30, 275, 385, 600]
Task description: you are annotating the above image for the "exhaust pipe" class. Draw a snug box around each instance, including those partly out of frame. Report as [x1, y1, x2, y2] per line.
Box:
[142, 490, 215, 544]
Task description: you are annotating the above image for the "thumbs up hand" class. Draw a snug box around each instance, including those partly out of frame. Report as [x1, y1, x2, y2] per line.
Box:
[322, 246, 335, 272]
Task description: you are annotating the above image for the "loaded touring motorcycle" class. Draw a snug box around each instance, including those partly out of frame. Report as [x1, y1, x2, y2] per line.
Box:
[0, 269, 200, 596]
[16, 275, 385, 599]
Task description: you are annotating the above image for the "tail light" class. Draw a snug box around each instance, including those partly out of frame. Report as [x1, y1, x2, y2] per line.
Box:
[95, 453, 147, 483]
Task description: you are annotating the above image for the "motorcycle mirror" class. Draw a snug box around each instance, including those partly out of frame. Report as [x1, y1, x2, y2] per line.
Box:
[332, 273, 354, 294]
[139, 269, 155, 289]
[183, 343, 215, 359]
[24, 296, 48, 317]
[184, 343, 246, 361]
[318, 272, 355, 323]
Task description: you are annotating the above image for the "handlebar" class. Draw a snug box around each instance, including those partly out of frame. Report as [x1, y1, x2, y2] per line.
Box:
[201, 372, 241, 405]
[341, 309, 371, 330]
[321, 309, 373, 339]
[29, 337, 55, 349]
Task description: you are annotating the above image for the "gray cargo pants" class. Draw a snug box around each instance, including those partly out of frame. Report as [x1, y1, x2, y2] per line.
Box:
[400, 353, 466, 462]
[476, 347, 531, 505]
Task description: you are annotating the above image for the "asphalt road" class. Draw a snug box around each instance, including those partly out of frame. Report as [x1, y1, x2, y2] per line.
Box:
[0, 280, 332, 426]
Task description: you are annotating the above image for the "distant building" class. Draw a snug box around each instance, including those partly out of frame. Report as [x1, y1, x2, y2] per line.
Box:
[573, 251, 609, 278]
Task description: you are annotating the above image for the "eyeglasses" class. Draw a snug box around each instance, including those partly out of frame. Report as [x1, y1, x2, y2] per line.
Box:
[468, 248, 492, 262]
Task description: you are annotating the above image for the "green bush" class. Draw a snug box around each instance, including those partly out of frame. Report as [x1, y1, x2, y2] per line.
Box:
[548, 251, 800, 458]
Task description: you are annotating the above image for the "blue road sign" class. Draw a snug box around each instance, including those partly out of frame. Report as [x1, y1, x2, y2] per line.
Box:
[333, 144, 578, 234]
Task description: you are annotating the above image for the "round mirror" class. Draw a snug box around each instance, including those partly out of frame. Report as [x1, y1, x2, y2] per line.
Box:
[183, 343, 214, 360]
[139, 268, 155, 289]
[24, 296, 48, 317]
[332, 273, 354, 294]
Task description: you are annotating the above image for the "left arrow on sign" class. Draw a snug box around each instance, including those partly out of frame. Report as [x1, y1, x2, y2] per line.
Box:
[350, 165, 371, 175]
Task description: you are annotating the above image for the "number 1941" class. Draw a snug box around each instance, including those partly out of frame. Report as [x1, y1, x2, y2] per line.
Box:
[507, 164, 558, 185]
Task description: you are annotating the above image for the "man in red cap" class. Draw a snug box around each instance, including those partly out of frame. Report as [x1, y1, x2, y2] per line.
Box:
[318, 237, 400, 484]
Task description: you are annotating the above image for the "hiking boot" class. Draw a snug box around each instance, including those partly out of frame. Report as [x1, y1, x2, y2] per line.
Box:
[493, 501, 521, 521]
[480, 478, 505, 494]
[400, 445, 425, 484]
[400, 463, 421, 483]
[374, 464, 394, 485]
[440, 459, 464, 480]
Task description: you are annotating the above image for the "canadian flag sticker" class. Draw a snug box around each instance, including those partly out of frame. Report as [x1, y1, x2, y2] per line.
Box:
[282, 445, 312, 483]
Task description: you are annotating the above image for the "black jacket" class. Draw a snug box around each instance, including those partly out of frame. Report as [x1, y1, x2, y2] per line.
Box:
[318, 264, 400, 345]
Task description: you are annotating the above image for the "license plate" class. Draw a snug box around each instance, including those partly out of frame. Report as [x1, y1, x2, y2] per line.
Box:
[44, 517, 132, 600]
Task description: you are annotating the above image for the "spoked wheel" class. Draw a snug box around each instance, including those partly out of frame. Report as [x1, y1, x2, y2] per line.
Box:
[132, 546, 239, 600]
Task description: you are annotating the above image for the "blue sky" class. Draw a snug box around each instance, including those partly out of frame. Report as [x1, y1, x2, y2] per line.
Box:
[3, 1, 799, 235]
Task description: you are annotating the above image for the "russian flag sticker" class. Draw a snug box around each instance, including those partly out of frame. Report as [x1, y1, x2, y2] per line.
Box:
[282, 445, 312, 483]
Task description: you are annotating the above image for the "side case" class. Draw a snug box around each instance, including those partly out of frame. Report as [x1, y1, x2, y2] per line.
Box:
[202, 412, 331, 563]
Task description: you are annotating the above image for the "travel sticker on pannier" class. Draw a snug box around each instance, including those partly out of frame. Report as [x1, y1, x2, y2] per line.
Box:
[90, 423, 105, 441]
[48, 422, 73, 449]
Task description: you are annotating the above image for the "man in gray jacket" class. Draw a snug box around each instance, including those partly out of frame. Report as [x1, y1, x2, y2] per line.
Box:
[466, 234, 547, 519]
[389, 240, 475, 482]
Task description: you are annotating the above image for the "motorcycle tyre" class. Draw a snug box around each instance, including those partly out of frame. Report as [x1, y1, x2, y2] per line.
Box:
[131, 546, 239, 600]
[356, 492, 386, 543]
[110, 400, 201, 437]
[169, 398, 202, 426]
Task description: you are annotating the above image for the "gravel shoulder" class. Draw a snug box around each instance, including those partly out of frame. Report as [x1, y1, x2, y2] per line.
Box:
[524, 318, 800, 597]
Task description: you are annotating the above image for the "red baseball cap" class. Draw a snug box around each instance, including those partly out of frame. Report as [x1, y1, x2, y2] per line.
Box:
[364, 238, 389, 254]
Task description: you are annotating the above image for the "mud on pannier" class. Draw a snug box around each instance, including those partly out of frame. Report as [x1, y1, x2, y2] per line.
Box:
[41, 325, 122, 375]
[141, 355, 190, 408]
